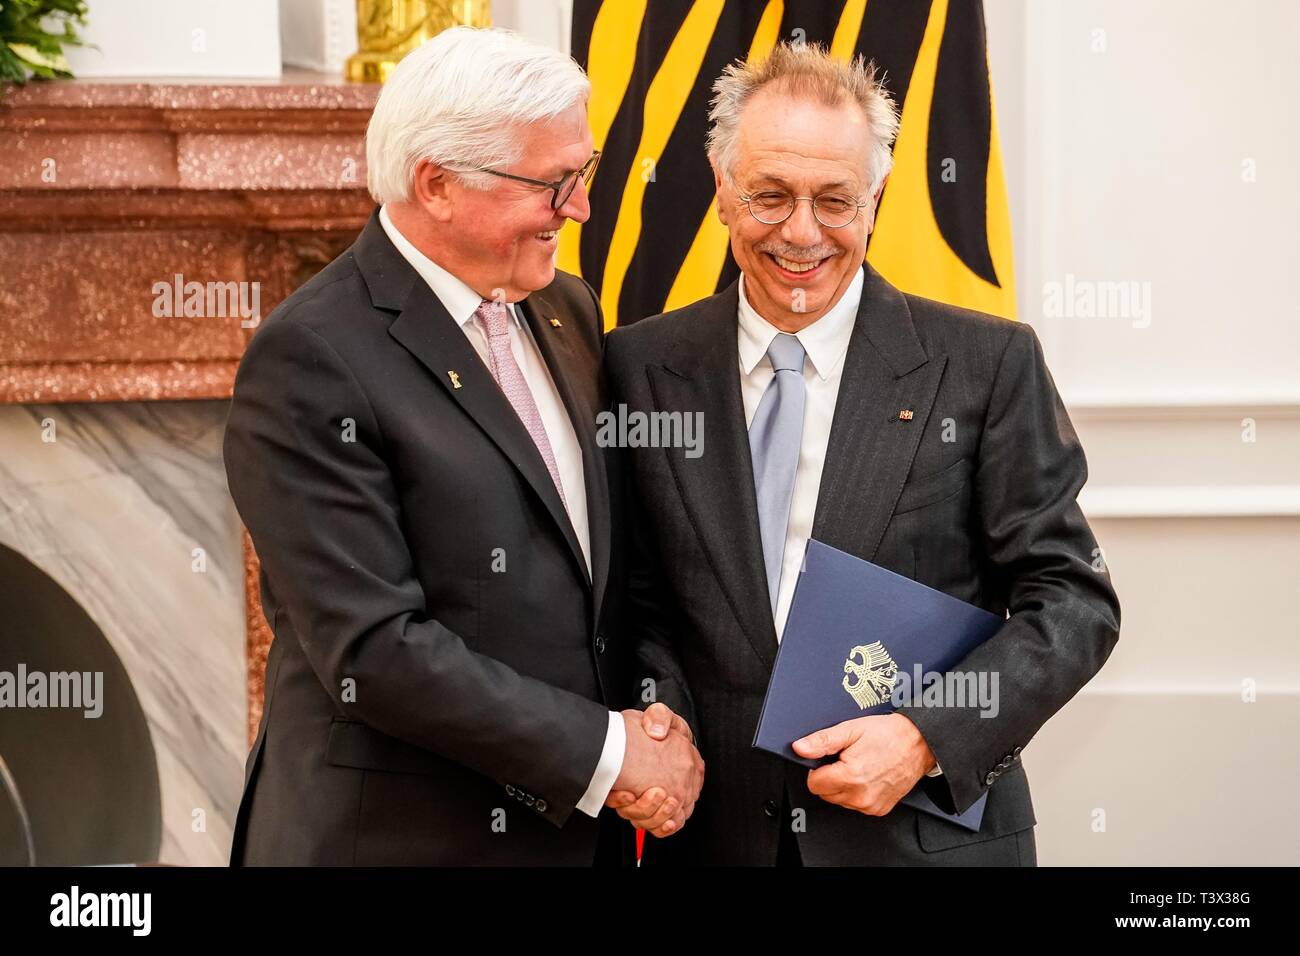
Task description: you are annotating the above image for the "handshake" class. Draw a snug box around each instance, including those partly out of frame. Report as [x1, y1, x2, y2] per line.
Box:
[605, 703, 704, 838]
[605, 706, 942, 838]
[604, 705, 940, 838]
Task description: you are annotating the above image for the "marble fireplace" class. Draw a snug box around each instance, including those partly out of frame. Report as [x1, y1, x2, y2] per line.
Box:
[0, 74, 378, 864]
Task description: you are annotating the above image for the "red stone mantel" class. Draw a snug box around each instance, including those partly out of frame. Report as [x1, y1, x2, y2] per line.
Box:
[0, 72, 381, 744]
[0, 70, 380, 404]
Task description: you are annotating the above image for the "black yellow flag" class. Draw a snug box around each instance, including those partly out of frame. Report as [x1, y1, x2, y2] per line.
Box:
[563, 0, 1015, 328]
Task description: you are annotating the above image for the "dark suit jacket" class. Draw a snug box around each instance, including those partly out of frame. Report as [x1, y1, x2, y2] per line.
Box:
[603, 264, 1120, 866]
[224, 211, 631, 865]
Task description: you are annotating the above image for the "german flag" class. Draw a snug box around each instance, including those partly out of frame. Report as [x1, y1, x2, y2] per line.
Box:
[563, 0, 1015, 328]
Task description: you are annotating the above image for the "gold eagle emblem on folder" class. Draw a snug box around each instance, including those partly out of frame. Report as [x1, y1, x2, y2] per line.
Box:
[842, 642, 900, 710]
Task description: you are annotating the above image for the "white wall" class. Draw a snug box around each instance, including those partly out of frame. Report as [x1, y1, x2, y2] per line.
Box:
[984, 0, 1300, 865]
[495, 0, 573, 53]
[1002, 0, 1300, 406]
[66, 0, 281, 78]
[280, 0, 357, 74]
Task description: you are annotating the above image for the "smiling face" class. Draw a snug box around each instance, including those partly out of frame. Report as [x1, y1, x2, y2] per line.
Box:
[715, 84, 884, 331]
[397, 101, 593, 302]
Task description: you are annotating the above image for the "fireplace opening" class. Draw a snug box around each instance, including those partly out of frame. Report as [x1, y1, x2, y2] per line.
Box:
[0, 542, 162, 865]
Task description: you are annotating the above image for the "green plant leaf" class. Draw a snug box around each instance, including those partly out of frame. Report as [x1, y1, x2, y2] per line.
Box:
[0, 0, 87, 83]
[8, 40, 67, 72]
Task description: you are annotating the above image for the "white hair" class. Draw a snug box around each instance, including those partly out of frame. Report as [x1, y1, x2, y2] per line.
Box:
[365, 26, 591, 204]
[706, 42, 900, 194]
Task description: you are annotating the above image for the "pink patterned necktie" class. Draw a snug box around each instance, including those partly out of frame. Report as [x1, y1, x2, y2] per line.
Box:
[473, 299, 568, 510]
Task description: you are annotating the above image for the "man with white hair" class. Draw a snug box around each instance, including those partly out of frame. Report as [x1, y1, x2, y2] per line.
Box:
[605, 42, 1120, 865]
[224, 27, 702, 865]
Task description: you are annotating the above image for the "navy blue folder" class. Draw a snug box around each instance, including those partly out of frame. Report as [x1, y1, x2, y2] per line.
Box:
[753, 539, 1004, 832]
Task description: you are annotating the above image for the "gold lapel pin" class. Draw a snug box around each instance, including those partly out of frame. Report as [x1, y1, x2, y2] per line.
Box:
[549, 317, 562, 328]
[448, 370, 463, 390]
[898, 408, 914, 421]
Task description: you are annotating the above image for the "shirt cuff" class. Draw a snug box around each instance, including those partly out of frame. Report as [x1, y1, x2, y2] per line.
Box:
[925, 760, 944, 777]
[574, 711, 627, 817]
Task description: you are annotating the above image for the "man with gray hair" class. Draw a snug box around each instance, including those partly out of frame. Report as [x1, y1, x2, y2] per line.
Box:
[605, 42, 1119, 865]
[224, 26, 702, 865]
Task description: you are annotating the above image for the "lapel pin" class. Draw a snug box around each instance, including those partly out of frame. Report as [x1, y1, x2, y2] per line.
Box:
[898, 408, 914, 421]
[448, 370, 463, 390]
[549, 317, 563, 328]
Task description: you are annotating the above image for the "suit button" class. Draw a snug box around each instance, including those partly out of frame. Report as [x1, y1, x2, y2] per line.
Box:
[762, 799, 780, 818]
[536, 799, 547, 813]
[1012, 746, 1023, 757]
[515, 790, 525, 801]
[985, 771, 997, 785]
[595, 634, 607, 654]
[524, 795, 535, 807]
[505, 784, 516, 797]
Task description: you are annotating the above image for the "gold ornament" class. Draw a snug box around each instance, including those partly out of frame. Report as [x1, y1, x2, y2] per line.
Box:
[346, 1, 492, 83]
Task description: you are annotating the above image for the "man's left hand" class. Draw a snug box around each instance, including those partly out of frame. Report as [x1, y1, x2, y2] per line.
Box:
[792, 713, 936, 816]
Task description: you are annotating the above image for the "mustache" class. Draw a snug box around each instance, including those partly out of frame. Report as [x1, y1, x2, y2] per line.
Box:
[753, 240, 841, 261]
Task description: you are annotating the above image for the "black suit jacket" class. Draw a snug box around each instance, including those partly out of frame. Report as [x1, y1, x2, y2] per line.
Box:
[604, 264, 1120, 866]
[224, 211, 631, 865]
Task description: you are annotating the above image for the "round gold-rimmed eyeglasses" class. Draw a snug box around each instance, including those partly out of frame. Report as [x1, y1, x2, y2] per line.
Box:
[454, 150, 601, 210]
[737, 189, 869, 228]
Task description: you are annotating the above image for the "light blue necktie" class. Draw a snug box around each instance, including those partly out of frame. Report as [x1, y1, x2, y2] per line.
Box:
[748, 333, 807, 616]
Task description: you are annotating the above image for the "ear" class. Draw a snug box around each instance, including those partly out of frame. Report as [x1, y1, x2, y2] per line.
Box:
[864, 171, 890, 234]
[711, 159, 730, 226]
[410, 158, 454, 223]
[872, 171, 890, 204]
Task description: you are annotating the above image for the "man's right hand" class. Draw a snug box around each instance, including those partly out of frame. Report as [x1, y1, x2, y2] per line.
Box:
[606, 703, 703, 838]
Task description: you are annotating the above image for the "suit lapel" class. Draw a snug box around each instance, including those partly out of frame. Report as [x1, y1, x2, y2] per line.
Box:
[518, 294, 608, 620]
[646, 283, 777, 670]
[355, 213, 591, 588]
[811, 265, 948, 560]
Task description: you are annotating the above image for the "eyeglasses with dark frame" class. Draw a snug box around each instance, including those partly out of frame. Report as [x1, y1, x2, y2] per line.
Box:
[454, 150, 602, 210]
[736, 188, 870, 228]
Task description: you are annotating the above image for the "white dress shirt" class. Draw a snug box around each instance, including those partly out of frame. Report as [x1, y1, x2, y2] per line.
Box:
[737, 266, 863, 641]
[379, 205, 626, 814]
[736, 267, 941, 777]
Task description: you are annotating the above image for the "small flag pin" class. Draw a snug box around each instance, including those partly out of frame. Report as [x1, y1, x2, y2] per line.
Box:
[898, 408, 914, 421]
[448, 370, 463, 389]
[549, 317, 562, 328]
